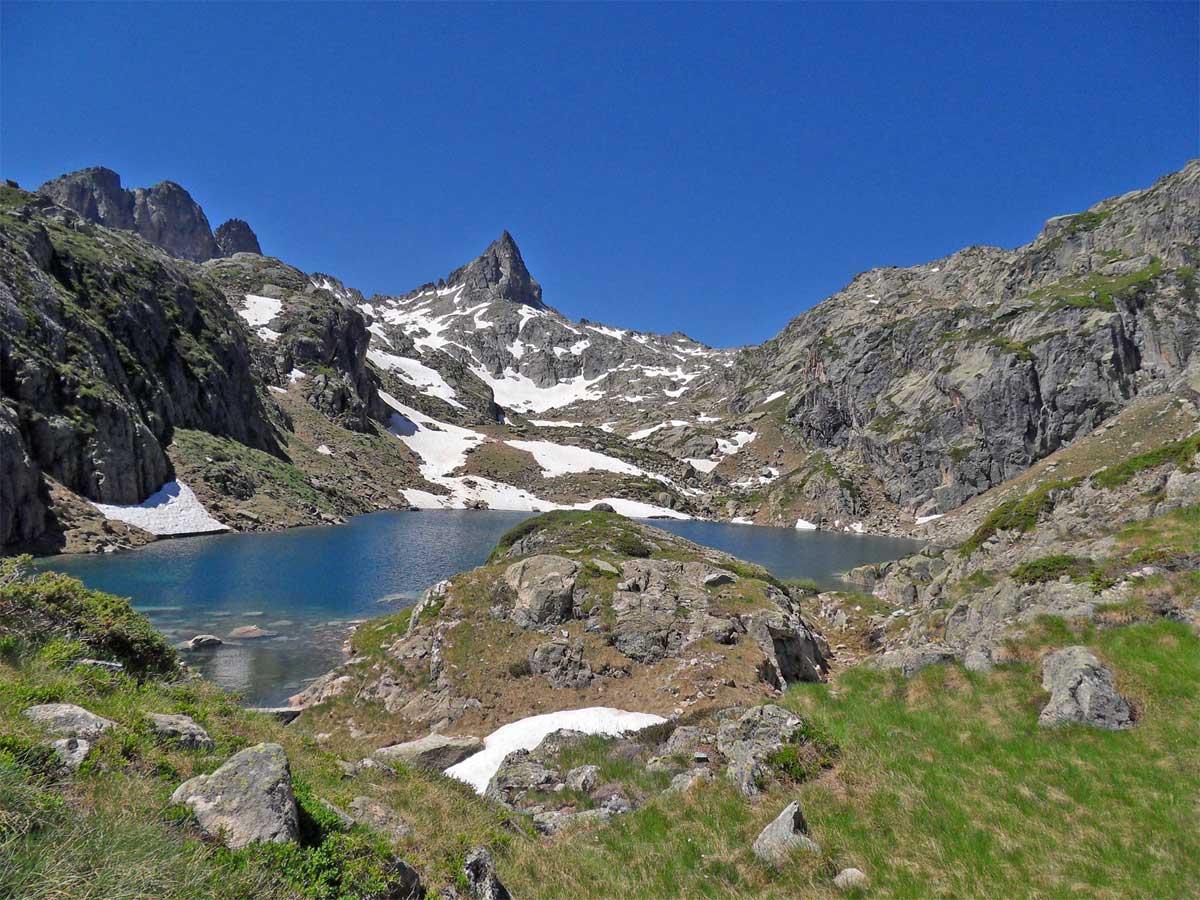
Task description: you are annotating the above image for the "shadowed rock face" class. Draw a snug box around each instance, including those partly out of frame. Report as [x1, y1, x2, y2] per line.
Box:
[214, 218, 262, 256]
[446, 230, 545, 310]
[38, 167, 222, 261]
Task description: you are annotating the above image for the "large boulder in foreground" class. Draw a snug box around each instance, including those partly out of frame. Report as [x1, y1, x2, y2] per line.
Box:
[752, 801, 821, 865]
[504, 555, 580, 626]
[373, 733, 484, 770]
[171, 742, 299, 848]
[1038, 646, 1134, 730]
[23, 704, 115, 739]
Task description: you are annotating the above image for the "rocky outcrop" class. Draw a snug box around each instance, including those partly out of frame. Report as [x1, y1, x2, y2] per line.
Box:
[447, 230, 545, 310]
[1038, 646, 1134, 730]
[23, 703, 115, 739]
[1, 185, 281, 548]
[170, 742, 299, 848]
[752, 801, 821, 865]
[529, 638, 593, 688]
[716, 704, 805, 797]
[373, 733, 484, 769]
[734, 160, 1200, 521]
[504, 555, 580, 626]
[38, 167, 222, 262]
[461, 846, 512, 900]
[214, 218, 262, 256]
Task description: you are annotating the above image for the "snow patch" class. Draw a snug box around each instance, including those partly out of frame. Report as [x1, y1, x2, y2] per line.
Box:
[445, 708, 667, 793]
[316, 445, 333, 456]
[685, 458, 719, 473]
[794, 518, 818, 531]
[367, 349, 463, 408]
[508, 440, 664, 481]
[763, 391, 786, 404]
[628, 420, 688, 441]
[238, 294, 282, 328]
[90, 481, 227, 536]
[915, 513, 944, 525]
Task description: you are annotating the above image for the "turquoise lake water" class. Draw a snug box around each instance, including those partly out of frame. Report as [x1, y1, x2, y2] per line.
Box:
[38, 511, 921, 704]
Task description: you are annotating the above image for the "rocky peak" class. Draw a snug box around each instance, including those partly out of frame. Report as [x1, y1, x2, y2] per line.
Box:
[37, 166, 222, 262]
[214, 218, 262, 256]
[446, 230, 545, 309]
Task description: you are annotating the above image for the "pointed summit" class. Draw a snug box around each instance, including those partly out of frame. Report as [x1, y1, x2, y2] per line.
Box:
[447, 231, 545, 309]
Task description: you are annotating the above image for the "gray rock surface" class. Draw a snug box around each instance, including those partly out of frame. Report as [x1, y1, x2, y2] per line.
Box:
[23, 703, 115, 739]
[834, 867, 870, 892]
[504, 555, 580, 626]
[716, 704, 803, 796]
[373, 733, 484, 769]
[529, 638, 593, 688]
[148, 713, 214, 750]
[38, 167, 221, 261]
[565, 764, 600, 793]
[461, 846, 512, 900]
[345, 795, 411, 843]
[214, 218, 262, 256]
[51, 736, 92, 773]
[1038, 646, 1134, 730]
[752, 801, 821, 865]
[170, 742, 299, 848]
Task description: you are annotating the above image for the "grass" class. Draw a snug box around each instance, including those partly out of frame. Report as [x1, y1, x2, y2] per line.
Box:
[1091, 431, 1200, 489]
[1011, 554, 1096, 586]
[504, 620, 1200, 898]
[1028, 258, 1164, 313]
[960, 478, 1081, 557]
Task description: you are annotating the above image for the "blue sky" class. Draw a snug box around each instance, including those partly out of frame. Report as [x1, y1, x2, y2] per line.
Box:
[2, 2, 1196, 347]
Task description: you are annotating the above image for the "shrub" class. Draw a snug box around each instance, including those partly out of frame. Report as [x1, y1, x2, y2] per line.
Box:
[764, 719, 840, 785]
[507, 658, 532, 679]
[0, 556, 177, 676]
[960, 478, 1081, 556]
[1091, 432, 1200, 489]
[612, 532, 651, 558]
[1012, 555, 1096, 585]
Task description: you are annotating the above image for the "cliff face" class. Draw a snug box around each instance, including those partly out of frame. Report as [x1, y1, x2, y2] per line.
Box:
[731, 161, 1200, 520]
[0, 185, 280, 546]
[37, 167, 223, 262]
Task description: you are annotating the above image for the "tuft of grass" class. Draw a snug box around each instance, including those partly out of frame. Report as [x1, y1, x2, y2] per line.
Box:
[960, 478, 1081, 557]
[1011, 554, 1096, 585]
[1091, 431, 1200, 489]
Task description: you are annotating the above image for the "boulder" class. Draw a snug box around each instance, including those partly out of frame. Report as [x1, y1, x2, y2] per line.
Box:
[752, 801, 821, 865]
[590, 502, 616, 513]
[484, 749, 561, 807]
[504, 555, 580, 626]
[744, 610, 829, 687]
[716, 704, 803, 796]
[703, 571, 737, 588]
[1038, 646, 1134, 730]
[183, 634, 223, 650]
[565, 764, 600, 793]
[871, 647, 955, 677]
[589, 558, 619, 575]
[51, 737, 92, 773]
[462, 846, 512, 900]
[23, 703, 115, 739]
[373, 733, 484, 770]
[834, 867, 870, 892]
[529, 639, 593, 688]
[666, 768, 715, 793]
[147, 713, 214, 751]
[170, 742, 299, 849]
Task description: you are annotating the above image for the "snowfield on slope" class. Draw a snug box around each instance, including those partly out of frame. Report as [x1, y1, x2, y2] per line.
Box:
[445, 707, 667, 793]
[90, 481, 228, 535]
[379, 390, 686, 518]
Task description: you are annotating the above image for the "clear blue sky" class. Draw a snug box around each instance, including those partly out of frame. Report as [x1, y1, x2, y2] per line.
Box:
[2, 2, 1196, 347]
